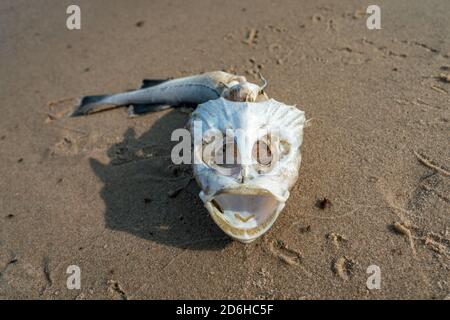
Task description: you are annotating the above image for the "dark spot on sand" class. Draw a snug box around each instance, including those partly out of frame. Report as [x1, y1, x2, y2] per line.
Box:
[43, 256, 52, 286]
[6, 214, 14, 219]
[312, 14, 323, 22]
[144, 197, 152, 204]
[316, 198, 332, 209]
[17, 158, 23, 163]
[135, 21, 144, 27]
[84, 67, 90, 72]
[168, 187, 183, 198]
[299, 225, 311, 233]
[169, 166, 180, 176]
[391, 248, 402, 256]
[0, 135, 5, 140]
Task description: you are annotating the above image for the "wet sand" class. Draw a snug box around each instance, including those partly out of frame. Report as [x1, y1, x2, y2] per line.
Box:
[0, 0, 449, 299]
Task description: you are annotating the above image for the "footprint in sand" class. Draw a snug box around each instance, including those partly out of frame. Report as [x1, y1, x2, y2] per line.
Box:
[268, 239, 303, 266]
[107, 280, 128, 300]
[327, 232, 348, 249]
[50, 135, 82, 156]
[332, 256, 357, 281]
[45, 97, 77, 122]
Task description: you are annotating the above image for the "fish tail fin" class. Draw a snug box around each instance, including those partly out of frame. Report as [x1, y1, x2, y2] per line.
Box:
[71, 95, 112, 117]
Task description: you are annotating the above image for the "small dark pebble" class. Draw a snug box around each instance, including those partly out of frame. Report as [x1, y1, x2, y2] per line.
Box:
[391, 248, 402, 256]
[144, 197, 152, 204]
[6, 214, 14, 219]
[9, 258, 18, 264]
[17, 158, 23, 163]
[299, 225, 311, 233]
[57, 178, 63, 184]
[135, 21, 144, 27]
[317, 198, 332, 209]
[392, 67, 398, 71]
[84, 67, 90, 72]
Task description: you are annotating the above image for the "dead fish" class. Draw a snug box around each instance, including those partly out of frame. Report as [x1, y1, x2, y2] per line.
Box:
[71, 71, 264, 117]
[73, 71, 305, 243]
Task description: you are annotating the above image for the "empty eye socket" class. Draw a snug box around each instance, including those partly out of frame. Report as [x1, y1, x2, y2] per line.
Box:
[279, 139, 291, 155]
[252, 140, 272, 166]
[214, 141, 239, 168]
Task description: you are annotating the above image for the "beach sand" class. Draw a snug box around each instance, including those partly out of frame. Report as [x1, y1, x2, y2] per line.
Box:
[0, 0, 449, 299]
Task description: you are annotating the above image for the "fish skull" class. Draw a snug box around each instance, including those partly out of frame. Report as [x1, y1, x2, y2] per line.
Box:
[221, 82, 262, 102]
[190, 97, 305, 242]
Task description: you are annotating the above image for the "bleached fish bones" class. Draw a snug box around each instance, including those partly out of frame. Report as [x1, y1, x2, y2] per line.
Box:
[72, 71, 305, 242]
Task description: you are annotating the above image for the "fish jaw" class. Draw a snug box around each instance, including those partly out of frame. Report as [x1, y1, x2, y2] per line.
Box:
[201, 186, 286, 243]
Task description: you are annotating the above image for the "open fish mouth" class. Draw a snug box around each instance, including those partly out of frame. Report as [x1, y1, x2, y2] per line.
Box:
[204, 186, 285, 243]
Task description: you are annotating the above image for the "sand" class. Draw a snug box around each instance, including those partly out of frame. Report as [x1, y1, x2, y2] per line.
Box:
[0, 0, 449, 299]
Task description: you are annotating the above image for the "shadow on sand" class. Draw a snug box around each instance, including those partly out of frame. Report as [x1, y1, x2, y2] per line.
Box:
[90, 109, 231, 250]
